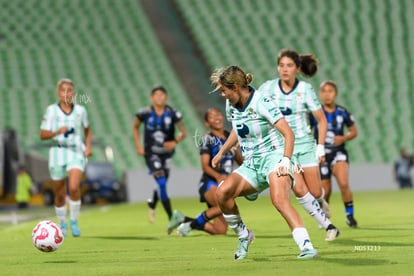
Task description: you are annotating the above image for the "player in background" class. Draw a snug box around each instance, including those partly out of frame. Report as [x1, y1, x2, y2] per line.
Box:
[168, 108, 243, 236]
[211, 65, 318, 260]
[40, 78, 92, 237]
[310, 80, 358, 227]
[259, 49, 340, 241]
[133, 86, 187, 225]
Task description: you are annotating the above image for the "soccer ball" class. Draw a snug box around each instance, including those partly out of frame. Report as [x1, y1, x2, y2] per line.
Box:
[32, 220, 64, 252]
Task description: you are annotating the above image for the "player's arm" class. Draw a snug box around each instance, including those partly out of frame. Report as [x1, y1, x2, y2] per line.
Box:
[132, 118, 145, 156]
[211, 130, 238, 168]
[201, 153, 226, 183]
[84, 127, 92, 157]
[312, 109, 327, 163]
[274, 118, 294, 159]
[175, 120, 187, 143]
[40, 128, 67, 140]
[273, 117, 294, 176]
[233, 147, 244, 165]
[335, 124, 357, 146]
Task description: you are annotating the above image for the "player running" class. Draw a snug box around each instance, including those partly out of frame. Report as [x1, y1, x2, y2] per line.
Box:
[133, 86, 187, 225]
[40, 78, 92, 237]
[311, 80, 358, 227]
[259, 49, 340, 241]
[168, 108, 243, 236]
[211, 65, 318, 260]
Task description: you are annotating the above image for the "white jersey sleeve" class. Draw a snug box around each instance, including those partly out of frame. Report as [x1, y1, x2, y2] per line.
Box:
[80, 106, 89, 128]
[257, 93, 284, 125]
[40, 105, 54, 131]
[304, 83, 321, 112]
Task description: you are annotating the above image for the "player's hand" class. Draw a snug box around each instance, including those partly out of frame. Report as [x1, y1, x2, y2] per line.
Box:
[316, 144, 325, 163]
[212, 153, 223, 168]
[275, 157, 291, 176]
[216, 175, 226, 184]
[84, 146, 92, 157]
[136, 146, 145, 156]
[57, 126, 68, 135]
[334, 136, 346, 146]
[163, 141, 177, 152]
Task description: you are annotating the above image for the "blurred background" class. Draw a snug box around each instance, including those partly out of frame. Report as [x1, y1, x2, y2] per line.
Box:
[0, 0, 413, 206]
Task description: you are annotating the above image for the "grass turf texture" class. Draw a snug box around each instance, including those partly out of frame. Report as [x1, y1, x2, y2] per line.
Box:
[1, 190, 413, 275]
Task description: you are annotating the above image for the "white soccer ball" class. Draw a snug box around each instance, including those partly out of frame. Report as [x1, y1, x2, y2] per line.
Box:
[32, 220, 64, 252]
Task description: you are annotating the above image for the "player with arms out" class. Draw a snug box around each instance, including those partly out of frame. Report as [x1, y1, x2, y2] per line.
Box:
[259, 49, 340, 241]
[133, 86, 187, 226]
[169, 108, 243, 236]
[211, 65, 318, 260]
[311, 80, 358, 227]
[40, 78, 92, 237]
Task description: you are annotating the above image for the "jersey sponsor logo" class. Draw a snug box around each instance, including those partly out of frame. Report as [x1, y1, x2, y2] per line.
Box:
[236, 123, 249, 138]
[64, 127, 75, 137]
[279, 107, 292, 116]
[263, 95, 276, 102]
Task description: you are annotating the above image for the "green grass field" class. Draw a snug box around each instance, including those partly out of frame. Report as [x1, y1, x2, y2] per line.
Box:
[1, 190, 413, 275]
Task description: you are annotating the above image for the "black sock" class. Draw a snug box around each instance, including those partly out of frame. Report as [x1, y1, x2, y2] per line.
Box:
[148, 190, 159, 209]
[161, 199, 172, 219]
[184, 216, 194, 223]
[190, 211, 210, 230]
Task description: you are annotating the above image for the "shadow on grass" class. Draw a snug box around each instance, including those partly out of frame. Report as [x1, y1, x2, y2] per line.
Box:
[84, 236, 158, 241]
[44, 260, 78, 264]
[320, 257, 389, 266]
[330, 238, 414, 247]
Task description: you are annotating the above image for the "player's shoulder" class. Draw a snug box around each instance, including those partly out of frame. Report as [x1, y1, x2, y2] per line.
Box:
[297, 80, 313, 91]
[258, 78, 278, 91]
[137, 106, 151, 114]
[335, 104, 349, 112]
[74, 104, 87, 112]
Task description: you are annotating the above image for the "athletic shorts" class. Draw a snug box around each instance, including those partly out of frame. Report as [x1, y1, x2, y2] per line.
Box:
[48, 148, 86, 180]
[320, 149, 349, 180]
[234, 152, 294, 193]
[145, 153, 172, 174]
[292, 141, 318, 168]
[198, 175, 218, 204]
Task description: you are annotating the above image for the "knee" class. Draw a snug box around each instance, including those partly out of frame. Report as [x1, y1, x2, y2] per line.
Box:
[271, 197, 290, 213]
[215, 185, 232, 203]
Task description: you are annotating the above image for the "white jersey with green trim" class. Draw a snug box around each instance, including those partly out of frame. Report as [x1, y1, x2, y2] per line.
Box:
[259, 78, 321, 144]
[226, 87, 285, 166]
[40, 103, 89, 165]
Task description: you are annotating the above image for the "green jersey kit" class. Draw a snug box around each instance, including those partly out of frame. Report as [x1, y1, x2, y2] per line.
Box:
[259, 79, 321, 145]
[226, 87, 285, 168]
[40, 103, 89, 177]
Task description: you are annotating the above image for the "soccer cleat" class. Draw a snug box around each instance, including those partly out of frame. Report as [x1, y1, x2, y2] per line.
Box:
[167, 210, 185, 235]
[346, 215, 358, 228]
[234, 230, 255, 260]
[177, 222, 192, 237]
[297, 248, 319, 259]
[60, 222, 68, 237]
[325, 225, 340, 241]
[321, 199, 332, 218]
[147, 199, 155, 224]
[70, 219, 81, 237]
[244, 192, 259, 201]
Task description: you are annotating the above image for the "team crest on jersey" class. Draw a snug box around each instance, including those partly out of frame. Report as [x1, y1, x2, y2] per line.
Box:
[164, 117, 172, 128]
[248, 108, 258, 119]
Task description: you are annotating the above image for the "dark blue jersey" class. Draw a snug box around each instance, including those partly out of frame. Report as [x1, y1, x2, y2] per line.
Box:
[310, 105, 355, 154]
[136, 105, 182, 155]
[199, 130, 235, 179]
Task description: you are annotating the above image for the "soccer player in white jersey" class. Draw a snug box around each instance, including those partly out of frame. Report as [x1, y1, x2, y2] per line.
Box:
[259, 49, 340, 241]
[211, 65, 318, 260]
[40, 79, 92, 237]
